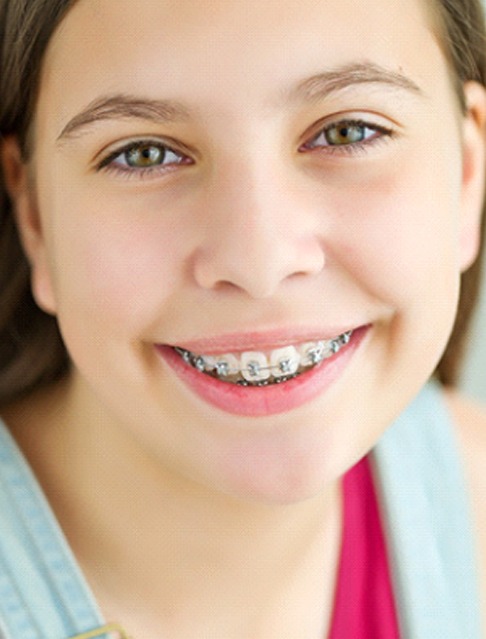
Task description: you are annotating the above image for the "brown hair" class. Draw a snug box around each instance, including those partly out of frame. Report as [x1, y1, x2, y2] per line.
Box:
[0, 0, 485, 405]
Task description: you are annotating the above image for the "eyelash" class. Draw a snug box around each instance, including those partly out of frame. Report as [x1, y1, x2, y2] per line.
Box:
[97, 139, 192, 180]
[301, 118, 394, 156]
[96, 118, 394, 179]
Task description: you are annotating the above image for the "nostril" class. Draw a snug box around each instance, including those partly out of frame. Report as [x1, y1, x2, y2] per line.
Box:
[192, 234, 326, 298]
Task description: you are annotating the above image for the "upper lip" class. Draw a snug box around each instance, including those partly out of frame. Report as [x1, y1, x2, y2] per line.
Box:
[163, 325, 366, 355]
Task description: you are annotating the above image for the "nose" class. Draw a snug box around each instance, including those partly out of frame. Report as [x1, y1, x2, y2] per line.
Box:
[192, 166, 326, 299]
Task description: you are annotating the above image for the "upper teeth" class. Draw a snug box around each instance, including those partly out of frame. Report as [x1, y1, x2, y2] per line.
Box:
[175, 331, 353, 384]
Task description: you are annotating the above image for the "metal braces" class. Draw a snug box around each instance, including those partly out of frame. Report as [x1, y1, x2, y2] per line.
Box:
[175, 330, 352, 379]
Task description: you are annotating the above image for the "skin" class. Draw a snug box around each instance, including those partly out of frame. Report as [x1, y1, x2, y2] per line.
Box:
[2, 0, 486, 636]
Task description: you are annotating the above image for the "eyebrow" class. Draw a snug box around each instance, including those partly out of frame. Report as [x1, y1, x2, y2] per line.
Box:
[56, 62, 423, 142]
[57, 95, 193, 141]
[286, 61, 424, 104]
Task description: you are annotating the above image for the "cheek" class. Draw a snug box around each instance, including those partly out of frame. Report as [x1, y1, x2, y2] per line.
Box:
[327, 153, 463, 307]
[44, 199, 191, 332]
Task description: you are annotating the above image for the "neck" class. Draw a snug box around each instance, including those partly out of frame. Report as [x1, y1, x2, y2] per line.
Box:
[4, 377, 343, 639]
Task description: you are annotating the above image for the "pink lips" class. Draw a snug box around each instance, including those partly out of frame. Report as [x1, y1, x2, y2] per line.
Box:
[156, 326, 369, 418]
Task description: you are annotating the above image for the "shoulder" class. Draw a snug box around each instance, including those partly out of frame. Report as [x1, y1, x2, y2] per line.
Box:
[443, 386, 486, 505]
[443, 386, 486, 472]
[444, 386, 486, 629]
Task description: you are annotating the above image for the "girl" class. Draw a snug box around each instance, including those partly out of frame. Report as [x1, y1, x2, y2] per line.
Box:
[1, 0, 486, 637]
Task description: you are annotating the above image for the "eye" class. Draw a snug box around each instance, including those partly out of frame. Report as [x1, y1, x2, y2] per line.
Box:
[98, 140, 190, 176]
[124, 143, 170, 168]
[303, 118, 392, 152]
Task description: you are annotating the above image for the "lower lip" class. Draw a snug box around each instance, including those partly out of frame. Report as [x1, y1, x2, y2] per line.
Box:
[156, 326, 369, 418]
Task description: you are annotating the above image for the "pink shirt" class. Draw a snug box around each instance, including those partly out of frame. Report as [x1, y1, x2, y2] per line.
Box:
[328, 456, 400, 638]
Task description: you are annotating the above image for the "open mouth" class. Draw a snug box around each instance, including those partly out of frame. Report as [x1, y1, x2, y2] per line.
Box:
[172, 330, 353, 387]
[159, 326, 368, 416]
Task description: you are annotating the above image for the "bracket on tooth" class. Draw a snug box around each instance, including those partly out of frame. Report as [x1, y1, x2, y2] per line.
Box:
[330, 340, 340, 354]
[340, 331, 352, 345]
[307, 346, 325, 364]
[278, 359, 293, 373]
[247, 361, 262, 377]
[215, 361, 230, 376]
[175, 347, 192, 364]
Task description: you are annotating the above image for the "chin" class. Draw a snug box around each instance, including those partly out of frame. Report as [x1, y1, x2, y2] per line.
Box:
[211, 437, 345, 507]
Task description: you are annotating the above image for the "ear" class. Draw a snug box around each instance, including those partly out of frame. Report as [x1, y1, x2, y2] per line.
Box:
[1, 137, 57, 314]
[459, 81, 486, 273]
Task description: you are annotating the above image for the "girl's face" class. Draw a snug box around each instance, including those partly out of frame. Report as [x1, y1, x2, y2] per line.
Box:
[11, 0, 486, 502]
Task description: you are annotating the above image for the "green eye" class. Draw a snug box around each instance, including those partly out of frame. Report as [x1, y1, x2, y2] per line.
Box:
[304, 119, 390, 151]
[325, 123, 367, 145]
[100, 140, 189, 175]
[125, 144, 166, 168]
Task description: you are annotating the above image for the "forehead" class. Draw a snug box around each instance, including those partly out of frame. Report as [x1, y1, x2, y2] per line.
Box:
[39, 0, 447, 127]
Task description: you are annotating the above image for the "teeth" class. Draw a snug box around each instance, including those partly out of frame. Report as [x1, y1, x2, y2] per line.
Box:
[213, 353, 240, 377]
[341, 331, 352, 345]
[270, 346, 300, 378]
[330, 339, 341, 354]
[240, 352, 271, 382]
[202, 355, 218, 372]
[300, 341, 324, 366]
[174, 330, 353, 385]
[300, 339, 338, 366]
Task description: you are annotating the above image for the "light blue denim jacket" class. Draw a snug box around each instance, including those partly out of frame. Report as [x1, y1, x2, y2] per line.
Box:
[0, 382, 481, 638]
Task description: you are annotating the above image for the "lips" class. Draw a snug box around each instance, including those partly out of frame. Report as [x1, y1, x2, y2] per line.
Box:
[156, 325, 369, 417]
